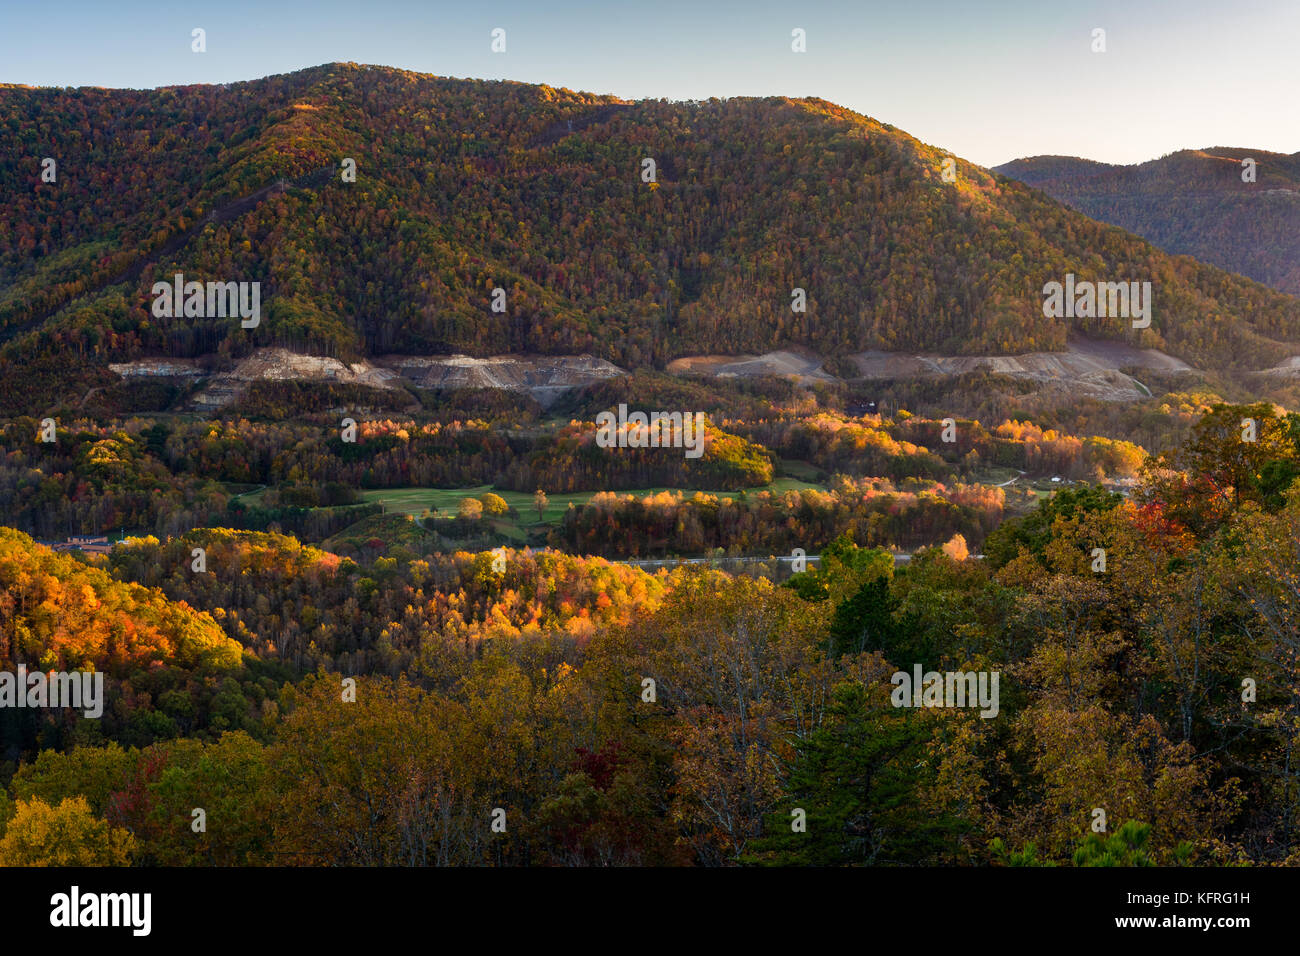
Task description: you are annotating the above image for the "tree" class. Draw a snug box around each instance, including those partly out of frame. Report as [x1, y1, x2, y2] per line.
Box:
[143, 732, 275, 865]
[1182, 404, 1295, 508]
[748, 682, 970, 865]
[1071, 821, 1192, 867]
[1142, 403, 1300, 535]
[0, 796, 134, 866]
[1210, 484, 1300, 858]
[989, 837, 1055, 866]
[533, 489, 549, 522]
[481, 492, 509, 516]
[983, 484, 1122, 568]
[634, 572, 830, 864]
[942, 533, 969, 561]
[269, 674, 495, 866]
[9, 743, 138, 817]
[785, 532, 893, 604]
[457, 497, 484, 521]
[531, 744, 685, 866]
[827, 575, 901, 659]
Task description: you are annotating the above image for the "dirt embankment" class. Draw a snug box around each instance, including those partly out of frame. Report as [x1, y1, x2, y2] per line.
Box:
[1254, 355, 1300, 379]
[108, 335, 1211, 411]
[667, 349, 836, 384]
[108, 349, 626, 410]
[669, 338, 1196, 402]
[851, 338, 1193, 400]
[383, 354, 623, 407]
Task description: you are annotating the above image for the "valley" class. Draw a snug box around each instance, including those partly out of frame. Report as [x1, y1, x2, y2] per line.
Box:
[2, 57, 1300, 876]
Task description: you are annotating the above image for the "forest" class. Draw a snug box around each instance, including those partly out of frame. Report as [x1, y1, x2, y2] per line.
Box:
[997, 149, 1300, 296]
[4, 62, 1300, 871]
[1, 398, 1299, 867]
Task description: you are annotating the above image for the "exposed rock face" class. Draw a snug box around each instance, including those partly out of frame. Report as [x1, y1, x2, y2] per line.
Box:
[1254, 356, 1300, 379]
[107, 336, 1207, 410]
[182, 350, 403, 411]
[666, 349, 834, 384]
[849, 338, 1193, 400]
[382, 354, 624, 407]
[668, 338, 1195, 402]
[108, 358, 206, 379]
[106, 349, 627, 410]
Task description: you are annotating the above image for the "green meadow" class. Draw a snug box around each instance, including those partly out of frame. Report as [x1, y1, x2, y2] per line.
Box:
[359, 477, 826, 528]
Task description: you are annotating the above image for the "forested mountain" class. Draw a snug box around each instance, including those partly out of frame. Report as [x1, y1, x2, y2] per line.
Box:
[3, 57, 1299, 863]
[3, 64, 1300, 414]
[996, 149, 1300, 295]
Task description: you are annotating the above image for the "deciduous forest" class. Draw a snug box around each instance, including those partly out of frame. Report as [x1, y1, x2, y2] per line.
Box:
[3, 62, 1300, 874]
[2, 395, 1299, 867]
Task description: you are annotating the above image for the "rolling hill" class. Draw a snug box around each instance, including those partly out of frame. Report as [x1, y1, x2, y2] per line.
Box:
[996, 149, 1300, 295]
[3, 63, 1300, 414]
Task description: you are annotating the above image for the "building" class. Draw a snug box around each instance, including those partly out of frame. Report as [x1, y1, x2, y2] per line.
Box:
[51, 535, 113, 555]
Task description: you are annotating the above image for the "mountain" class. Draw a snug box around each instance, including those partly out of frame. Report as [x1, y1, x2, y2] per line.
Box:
[995, 149, 1300, 295]
[3, 63, 1300, 413]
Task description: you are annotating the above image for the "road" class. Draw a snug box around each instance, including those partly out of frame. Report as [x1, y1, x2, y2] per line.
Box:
[608, 552, 914, 569]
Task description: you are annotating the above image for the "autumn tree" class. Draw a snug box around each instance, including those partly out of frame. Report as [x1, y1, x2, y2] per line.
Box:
[269, 674, 498, 866]
[0, 796, 134, 866]
[1141, 403, 1299, 535]
[627, 571, 831, 864]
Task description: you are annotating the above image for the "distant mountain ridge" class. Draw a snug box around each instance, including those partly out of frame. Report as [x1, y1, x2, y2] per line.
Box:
[2, 63, 1300, 412]
[995, 148, 1300, 294]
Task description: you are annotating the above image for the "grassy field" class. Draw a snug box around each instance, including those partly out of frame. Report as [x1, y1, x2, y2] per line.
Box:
[359, 478, 826, 528]
[779, 459, 825, 482]
[969, 465, 1022, 486]
[237, 461, 1058, 550]
[237, 461, 1044, 526]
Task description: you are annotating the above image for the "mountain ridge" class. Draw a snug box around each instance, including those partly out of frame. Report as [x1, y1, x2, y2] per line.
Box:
[2, 62, 1299, 413]
[995, 147, 1300, 295]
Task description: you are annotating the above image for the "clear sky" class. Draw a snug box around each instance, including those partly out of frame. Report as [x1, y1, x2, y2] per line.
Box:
[2, 0, 1296, 168]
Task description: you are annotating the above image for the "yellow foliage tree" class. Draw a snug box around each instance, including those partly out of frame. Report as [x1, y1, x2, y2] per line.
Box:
[0, 796, 134, 866]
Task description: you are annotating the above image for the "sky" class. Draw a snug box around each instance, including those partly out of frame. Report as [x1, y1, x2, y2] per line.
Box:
[2, 0, 1297, 168]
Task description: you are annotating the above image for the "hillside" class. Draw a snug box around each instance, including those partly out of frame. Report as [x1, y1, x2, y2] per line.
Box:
[0, 528, 244, 674]
[3, 64, 1300, 415]
[996, 149, 1300, 295]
